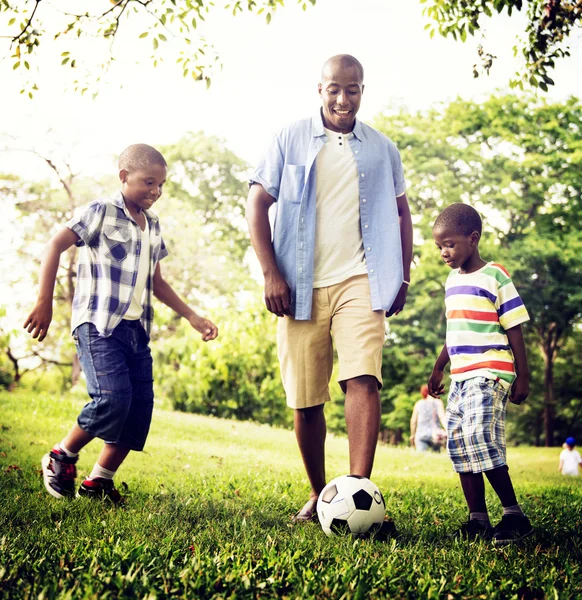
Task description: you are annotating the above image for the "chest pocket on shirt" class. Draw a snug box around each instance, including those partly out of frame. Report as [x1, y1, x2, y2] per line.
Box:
[103, 225, 131, 261]
[279, 164, 305, 204]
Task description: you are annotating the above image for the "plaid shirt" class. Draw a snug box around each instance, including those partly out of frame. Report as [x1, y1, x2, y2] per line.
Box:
[66, 192, 168, 337]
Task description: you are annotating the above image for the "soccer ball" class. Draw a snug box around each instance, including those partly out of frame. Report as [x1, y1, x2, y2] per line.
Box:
[317, 475, 386, 537]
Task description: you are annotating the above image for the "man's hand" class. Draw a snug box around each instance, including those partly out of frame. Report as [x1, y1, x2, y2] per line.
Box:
[264, 272, 291, 317]
[188, 314, 218, 342]
[428, 369, 445, 397]
[510, 374, 529, 405]
[385, 282, 408, 318]
[23, 301, 53, 342]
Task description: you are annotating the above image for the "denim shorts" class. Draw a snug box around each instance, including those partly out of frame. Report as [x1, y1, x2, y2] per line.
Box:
[73, 320, 154, 451]
[446, 377, 509, 473]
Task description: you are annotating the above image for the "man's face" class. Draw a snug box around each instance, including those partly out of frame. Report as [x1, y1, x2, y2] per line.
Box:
[318, 64, 364, 134]
[432, 228, 478, 271]
[120, 163, 167, 211]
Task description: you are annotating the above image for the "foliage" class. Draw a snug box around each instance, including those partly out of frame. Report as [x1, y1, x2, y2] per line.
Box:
[422, 0, 582, 89]
[1, 390, 582, 598]
[0, 0, 317, 97]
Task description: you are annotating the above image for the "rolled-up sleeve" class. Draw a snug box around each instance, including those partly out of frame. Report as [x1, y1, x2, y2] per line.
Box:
[249, 131, 285, 200]
[66, 201, 106, 246]
[389, 144, 406, 198]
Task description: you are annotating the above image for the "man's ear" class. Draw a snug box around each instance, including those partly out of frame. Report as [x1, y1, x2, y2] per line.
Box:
[119, 169, 129, 183]
[317, 83, 322, 97]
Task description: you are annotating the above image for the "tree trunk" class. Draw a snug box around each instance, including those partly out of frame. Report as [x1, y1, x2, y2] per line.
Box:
[542, 348, 555, 447]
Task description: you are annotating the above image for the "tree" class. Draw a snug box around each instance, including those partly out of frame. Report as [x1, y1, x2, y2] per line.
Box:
[1, 0, 316, 96]
[374, 94, 582, 445]
[422, 0, 582, 89]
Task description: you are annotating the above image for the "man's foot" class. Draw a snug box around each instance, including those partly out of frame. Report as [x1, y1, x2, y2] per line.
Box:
[77, 478, 123, 504]
[452, 519, 493, 540]
[41, 449, 78, 499]
[492, 515, 533, 546]
[291, 497, 318, 523]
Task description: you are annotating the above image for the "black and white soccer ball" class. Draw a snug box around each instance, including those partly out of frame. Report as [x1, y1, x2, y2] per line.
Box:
[316, 475, 386, 537]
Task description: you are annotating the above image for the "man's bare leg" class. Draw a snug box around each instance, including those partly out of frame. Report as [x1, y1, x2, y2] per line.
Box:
[344, 375, 381, 478]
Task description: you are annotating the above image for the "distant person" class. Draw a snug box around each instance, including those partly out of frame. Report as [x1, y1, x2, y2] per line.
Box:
[410, 384, 447, 452]
[24, 144, 218, 502]
[429, 203, 533, 546]
[559, 437, 581, 477]
[246, 54, 413, 529]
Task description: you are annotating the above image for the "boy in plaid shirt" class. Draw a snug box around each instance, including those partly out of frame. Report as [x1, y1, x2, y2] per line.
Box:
[429, 203, 533, 546]
[25, 144, 218, 502]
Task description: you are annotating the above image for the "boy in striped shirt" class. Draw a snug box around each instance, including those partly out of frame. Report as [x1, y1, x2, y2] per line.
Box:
[429, 203, 533, 546]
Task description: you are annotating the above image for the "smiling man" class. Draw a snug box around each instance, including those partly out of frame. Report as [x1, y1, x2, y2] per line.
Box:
[246, 55, 413, 530]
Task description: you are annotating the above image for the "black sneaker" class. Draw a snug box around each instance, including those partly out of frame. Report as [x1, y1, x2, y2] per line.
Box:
[357, 518, 398, 542]
[452, 519, 493, 540]
[492, 514, 533, 546]
[41, 448, 78, 499]
[77, 477, 123, 504]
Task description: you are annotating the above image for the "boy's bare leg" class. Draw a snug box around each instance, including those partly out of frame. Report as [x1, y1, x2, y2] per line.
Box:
[294, 405, 326, 501]
[484, 465, 518, 507]
[344, 375, 381, 478]
[61, 423, 94, 454]
[96, 443, 131, 473]
[459, 472, 487, 512]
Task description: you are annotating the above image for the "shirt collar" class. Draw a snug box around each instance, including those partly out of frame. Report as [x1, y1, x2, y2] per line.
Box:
[312, 108, 363, 141]
[113, 190, 159, 224]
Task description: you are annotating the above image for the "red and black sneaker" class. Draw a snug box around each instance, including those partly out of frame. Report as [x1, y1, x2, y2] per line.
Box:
[77, 477, 123, 504]
[41, 448, 78, 499]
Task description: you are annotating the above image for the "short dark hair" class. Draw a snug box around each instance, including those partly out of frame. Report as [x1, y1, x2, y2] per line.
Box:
[321, 54, 364, 84]
[118, 144, 167, 172]
[433, 203, 482, 236]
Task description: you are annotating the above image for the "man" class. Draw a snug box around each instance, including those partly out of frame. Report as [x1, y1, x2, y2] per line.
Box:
[246, 54, 413, 524]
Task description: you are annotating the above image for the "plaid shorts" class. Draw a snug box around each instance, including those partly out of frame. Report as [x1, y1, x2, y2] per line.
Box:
[446, 377, 509, 473]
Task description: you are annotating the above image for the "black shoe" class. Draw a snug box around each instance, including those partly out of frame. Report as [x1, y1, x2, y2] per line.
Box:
[452, 519, 493, 540]
[41, 449, 78, 499]
[77, 477, 123, 504]
[492, 514, 533, 546]
[359, 518, 398, 542]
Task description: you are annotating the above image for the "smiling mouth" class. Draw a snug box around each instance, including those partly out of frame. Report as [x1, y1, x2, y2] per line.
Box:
[334, 109, 352, 117]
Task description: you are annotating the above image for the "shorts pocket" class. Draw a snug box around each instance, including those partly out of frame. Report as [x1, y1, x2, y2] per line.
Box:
[279, 164, 305, 204]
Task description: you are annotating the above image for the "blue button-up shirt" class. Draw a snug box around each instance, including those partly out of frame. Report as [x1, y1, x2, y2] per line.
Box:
[251, 111, 406, 320]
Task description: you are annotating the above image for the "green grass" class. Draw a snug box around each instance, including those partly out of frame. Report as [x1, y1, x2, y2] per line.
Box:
[1, 390, 581, 599]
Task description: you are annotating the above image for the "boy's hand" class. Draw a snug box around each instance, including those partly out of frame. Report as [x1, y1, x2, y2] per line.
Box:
[428, 369, 445, 397]
[510, 375, 529, 405]
[23, 302, 52, 342]
[188, 314, 218, 342]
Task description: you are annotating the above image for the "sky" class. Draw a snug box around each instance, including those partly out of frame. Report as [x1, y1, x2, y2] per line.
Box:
[1, 0, 582, 180]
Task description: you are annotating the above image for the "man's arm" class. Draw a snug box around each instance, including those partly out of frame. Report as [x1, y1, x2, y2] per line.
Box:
[153, 263, 218, 341]
[245, 184, 291, 317]
[506, 324, 529, 405]
[428, 343, 449, 397]
[386, 193, 413, 317]
[23, 227, 80, 342]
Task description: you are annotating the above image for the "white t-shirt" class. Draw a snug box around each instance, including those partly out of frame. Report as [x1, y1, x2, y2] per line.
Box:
[312, 127, 368, 288]
[124, 218, 150, 320]
[560, 448, 581, 476]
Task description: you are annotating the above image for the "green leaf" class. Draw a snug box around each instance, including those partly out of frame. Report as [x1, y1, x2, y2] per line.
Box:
[266, 12, 271, 24]
[12, 61, 20, 70]
[153, 37, 159, 50]
[158, 34, 167, 41]
[8, 17, 15, 26]
[139, 31, 149, 38]
[61, 57, 70, 65]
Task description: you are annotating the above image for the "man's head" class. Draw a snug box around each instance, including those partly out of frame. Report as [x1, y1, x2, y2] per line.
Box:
[566, 437, 576, 449]
[420, 384, 429, 399]
[318, 54, 364, 134]
[118, 143, 167, 211]
[432, 203, 482, 270]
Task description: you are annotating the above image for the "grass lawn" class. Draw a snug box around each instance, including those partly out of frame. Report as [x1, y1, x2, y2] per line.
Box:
[1, 389, 581, 599]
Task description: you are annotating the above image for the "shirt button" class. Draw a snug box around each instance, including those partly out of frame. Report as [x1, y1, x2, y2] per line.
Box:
[366, 247, 371, 251]
[362, 198, 367, 203]
[360, 173, 365, 178]
[301, 218, 304, 224]
[300, 242, 304, 249]
[364, 224, 369, 229]
[355, 150, 359, 154]
[370, 269, 375, 274]
[299, 267, 303, 273]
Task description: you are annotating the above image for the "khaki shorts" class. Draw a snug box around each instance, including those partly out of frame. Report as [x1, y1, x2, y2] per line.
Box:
[277, 274, 385, 409]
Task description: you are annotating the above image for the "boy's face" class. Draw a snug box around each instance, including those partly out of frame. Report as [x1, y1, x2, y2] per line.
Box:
[318, 64, 364, 134]
[432, 227, 479, 270]
[120, 163, 167, 211]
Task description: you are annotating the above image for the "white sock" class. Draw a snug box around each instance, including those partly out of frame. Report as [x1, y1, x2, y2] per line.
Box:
[58, 441, 78, 458]
[89, 464, 116, 481]
[503, 504, 525, 517]
[470, 511, 491, 526]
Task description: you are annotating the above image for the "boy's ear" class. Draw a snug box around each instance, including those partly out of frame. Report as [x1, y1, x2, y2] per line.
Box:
[470, 231, 481, 246]
[119, 169, 129, 183]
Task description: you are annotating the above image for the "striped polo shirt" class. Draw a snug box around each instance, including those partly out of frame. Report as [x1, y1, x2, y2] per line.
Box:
[445, 262, 529, 387]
